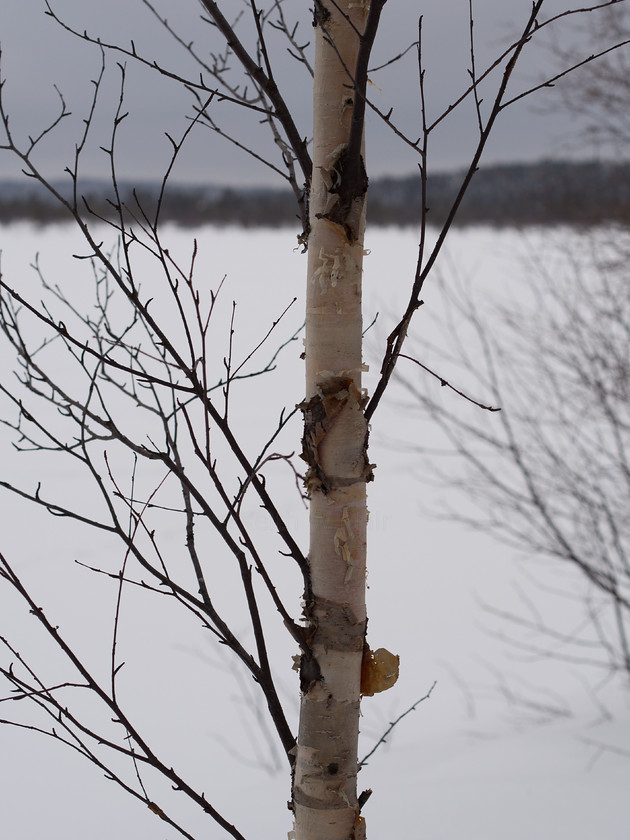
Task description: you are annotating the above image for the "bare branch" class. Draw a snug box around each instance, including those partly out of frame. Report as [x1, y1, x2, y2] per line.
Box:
[358, 681, 437, 768]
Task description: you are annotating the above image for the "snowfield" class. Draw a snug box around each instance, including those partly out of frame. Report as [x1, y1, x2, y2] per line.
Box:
[0, 222, 627, 839]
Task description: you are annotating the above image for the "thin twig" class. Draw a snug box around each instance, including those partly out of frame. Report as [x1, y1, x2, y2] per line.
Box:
[358, 681, 437, 768]
[399, 354, 501, 412]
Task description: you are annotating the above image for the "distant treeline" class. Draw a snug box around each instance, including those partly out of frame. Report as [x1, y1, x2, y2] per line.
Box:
[1, 159, 628, 228]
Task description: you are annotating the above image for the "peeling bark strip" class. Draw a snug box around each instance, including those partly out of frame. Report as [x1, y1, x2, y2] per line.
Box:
[360, 646, 399, 697]
[299, 376, 373, 495]
[293, 2, 383, 839]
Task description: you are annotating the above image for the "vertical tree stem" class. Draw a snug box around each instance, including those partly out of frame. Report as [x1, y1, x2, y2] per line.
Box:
[293, 2, 371, 839]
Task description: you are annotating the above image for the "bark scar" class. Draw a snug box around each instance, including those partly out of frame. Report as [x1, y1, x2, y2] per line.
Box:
[298, 648, 322, 693]
[298, 376, 355, 495]
[315, 146, 369, 243]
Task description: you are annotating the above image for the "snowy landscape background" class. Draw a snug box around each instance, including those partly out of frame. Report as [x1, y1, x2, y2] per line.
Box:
[0, 221, 628, 839]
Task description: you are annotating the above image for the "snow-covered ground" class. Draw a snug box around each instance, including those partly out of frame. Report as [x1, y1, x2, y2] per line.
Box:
[0, 223, 627, 839]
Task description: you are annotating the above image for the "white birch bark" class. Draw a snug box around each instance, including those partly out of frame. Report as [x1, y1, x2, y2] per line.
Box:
[293, 3, 372, 839]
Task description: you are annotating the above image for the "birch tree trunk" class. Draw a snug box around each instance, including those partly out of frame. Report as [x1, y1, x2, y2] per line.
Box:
[293, 3, 374, 839]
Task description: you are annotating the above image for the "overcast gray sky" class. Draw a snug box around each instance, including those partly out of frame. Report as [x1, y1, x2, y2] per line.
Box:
[0, 0, 623, 185]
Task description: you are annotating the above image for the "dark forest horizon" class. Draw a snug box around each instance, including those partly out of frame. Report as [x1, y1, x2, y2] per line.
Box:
[1, 158, 628, 228]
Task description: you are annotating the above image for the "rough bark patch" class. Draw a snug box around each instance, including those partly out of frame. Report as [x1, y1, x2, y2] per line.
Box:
[293, 696, 361, 808]
[299, 377, 373, 494]
[311, 596, 365, 652]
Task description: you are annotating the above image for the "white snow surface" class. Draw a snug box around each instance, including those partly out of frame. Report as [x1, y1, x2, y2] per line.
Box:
[0, 223, 628, 839]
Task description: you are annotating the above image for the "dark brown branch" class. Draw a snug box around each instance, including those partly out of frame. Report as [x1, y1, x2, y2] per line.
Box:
[341, 0, 388, 211]
[0, 552, 249, 840]
[43, 1, 270, 115]
[196, 0, 312, 184]
[365, 0, 546, 422]
[502, 35, 630, 109]
[399, 354, 501, 412]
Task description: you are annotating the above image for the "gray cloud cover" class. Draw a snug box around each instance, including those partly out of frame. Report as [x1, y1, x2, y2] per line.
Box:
[0, 1, 613, 185]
